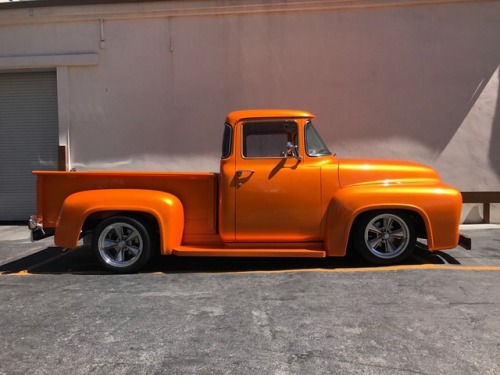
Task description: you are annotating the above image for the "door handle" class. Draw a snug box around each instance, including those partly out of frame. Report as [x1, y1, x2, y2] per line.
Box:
[236, 170, 255, 177]
[236, 170, 254, 187]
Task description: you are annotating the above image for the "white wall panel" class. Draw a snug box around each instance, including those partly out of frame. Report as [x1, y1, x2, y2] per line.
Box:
[0, 0, 498, 194]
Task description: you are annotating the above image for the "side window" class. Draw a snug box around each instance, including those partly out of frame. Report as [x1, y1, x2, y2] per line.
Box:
[221, 123, 232, 159]
[242, 121, 298, 158]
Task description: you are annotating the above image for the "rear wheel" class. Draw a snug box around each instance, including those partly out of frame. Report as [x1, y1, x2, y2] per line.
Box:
[351, 211, 416, 265]
[92, 216, 152, 273]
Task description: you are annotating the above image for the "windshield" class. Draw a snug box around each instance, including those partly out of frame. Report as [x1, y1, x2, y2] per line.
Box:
[305, 121, 332, 157]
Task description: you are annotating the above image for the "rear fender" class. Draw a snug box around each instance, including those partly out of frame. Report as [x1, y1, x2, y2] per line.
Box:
[324, 184, 461, 256]
[55, 189, 184, 254]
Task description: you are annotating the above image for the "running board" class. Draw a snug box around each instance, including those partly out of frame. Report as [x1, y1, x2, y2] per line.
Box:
[172, 246, 326, 258]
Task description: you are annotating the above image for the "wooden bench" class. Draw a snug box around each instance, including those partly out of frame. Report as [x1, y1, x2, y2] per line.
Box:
[461, 192, 500, 224]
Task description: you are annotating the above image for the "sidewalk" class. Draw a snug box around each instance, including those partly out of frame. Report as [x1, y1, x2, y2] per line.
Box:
[460, 223, 500, 230]
[0, 225, 31, 241]
[0, 225, 55, 267]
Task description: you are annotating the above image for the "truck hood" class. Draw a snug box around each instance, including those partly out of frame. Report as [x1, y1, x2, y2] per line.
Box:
[338, 158, 441, 188]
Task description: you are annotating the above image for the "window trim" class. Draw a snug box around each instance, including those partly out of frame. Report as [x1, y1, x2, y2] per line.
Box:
[304, 120, 332, 157]
[221, 123, 233, 159]
[241, 120, 299, 159]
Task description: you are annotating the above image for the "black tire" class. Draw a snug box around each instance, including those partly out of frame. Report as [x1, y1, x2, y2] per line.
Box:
[351, 211, 416, 265]
[92, 216, 152, 273]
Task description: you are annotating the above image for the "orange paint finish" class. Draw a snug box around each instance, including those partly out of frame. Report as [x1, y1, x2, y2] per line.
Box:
[218, 158, 236, 242]
[323, 183, 462, 256]
[35, 170, 216, 236]
[56, 189, 184, 253]
[226, 109, 314, 125]
[173, 246, 326, 258]
[324, 158, 463, 255]
[30, 109, 463, 268]
[219, 110, 332, 243]
[34, 171, 215, 252]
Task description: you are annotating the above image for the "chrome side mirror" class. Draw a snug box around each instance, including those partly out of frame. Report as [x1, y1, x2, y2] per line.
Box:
[286, 142, 302, 160]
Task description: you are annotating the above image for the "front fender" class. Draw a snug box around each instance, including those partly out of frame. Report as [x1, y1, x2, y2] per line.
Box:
[324, 183, 462, 256]
[55, 189, 184, 254]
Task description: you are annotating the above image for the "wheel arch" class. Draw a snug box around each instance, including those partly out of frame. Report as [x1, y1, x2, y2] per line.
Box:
[349, 208, 427, 240]
[55, 189, 184, 254]
[324, 190, 433, 257]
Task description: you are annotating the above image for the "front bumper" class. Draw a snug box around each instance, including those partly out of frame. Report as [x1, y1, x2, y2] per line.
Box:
[458, 233, 472, 250]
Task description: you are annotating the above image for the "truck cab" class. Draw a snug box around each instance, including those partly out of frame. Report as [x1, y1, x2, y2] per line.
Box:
[218, 110, 335, 243]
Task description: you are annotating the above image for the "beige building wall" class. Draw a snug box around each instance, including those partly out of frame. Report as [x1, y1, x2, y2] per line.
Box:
[1, 0, 499, 194]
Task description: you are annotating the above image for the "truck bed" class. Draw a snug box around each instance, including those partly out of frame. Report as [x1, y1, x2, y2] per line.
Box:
[34, 171, 218, 236]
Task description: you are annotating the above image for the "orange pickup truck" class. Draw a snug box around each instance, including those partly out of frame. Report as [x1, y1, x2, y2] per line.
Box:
[29, 109, 466, 272]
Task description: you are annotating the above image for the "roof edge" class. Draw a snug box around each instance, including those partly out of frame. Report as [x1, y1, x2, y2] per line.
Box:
[226, 109, 315, 125]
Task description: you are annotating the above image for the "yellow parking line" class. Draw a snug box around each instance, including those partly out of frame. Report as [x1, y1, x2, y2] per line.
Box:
[3, 264, 500, 276]
[1, 269, 31, 276]
[148, 264, 500, 275]
[222, 264, 500, 274]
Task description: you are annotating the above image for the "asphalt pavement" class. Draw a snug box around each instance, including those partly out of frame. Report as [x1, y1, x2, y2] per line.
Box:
[0, 225, 499, 374]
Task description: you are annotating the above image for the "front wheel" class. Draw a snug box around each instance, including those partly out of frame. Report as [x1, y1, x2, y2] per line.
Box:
[351, 211, 416, 265]
[92, 216, 152, 273]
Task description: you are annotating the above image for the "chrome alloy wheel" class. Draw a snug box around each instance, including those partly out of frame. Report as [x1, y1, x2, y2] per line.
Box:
[97, 222, 144, 268]
[364, 213, 410, 259]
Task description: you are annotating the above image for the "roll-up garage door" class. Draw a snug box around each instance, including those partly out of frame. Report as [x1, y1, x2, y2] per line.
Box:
[0, 71, 58, 221]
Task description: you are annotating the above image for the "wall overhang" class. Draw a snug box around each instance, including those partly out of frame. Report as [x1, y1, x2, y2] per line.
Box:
[0, 53, 99, 70]
[0, 0, 498, 25]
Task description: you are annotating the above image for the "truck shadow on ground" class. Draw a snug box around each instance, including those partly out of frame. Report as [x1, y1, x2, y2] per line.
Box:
[0, 243, 460, 275]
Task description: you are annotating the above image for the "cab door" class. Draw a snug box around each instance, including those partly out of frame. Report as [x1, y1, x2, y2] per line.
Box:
[234, 120, 322, 242]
